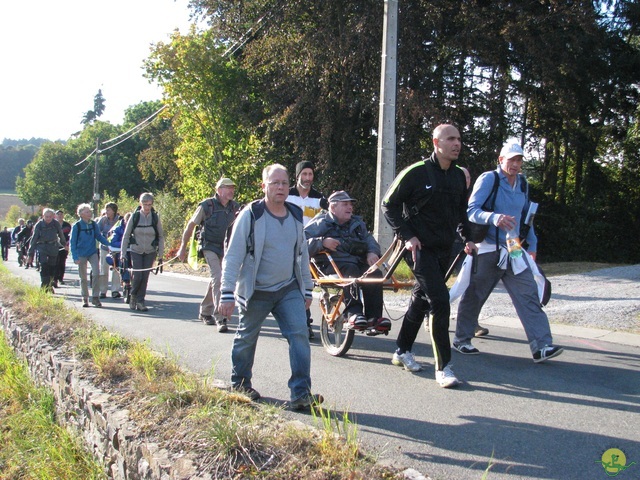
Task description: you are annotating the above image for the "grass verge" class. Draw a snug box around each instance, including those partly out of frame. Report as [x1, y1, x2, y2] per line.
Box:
[0, 264, 403, 479]
[0, 330, 104, 479]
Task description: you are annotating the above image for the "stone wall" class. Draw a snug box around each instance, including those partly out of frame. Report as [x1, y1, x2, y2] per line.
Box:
[0, 306, 206, 480]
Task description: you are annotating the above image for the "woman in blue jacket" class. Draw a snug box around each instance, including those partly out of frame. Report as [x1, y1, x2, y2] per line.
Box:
[69, 203, 110, 307]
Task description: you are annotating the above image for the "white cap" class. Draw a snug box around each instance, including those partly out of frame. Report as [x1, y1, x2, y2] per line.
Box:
[499, 142, 525, 160]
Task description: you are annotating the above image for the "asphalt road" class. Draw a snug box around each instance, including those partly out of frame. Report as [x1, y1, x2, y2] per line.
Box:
[4, 256, 640, 480]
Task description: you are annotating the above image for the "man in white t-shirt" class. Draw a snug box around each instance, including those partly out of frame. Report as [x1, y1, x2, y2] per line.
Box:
[287, 161, 328, 339]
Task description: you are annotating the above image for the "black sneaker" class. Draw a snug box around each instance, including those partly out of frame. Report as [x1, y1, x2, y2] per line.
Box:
[99, 293, 107, 299]
[474, 325, 490, 337]
[232, 386, 261, 401]
[290, 393, 324, 410]
[453, 342, 480, 355]
[199, 314, 216, 325]
[112, 292, 122, 299]
[533, 345, 564, 363]
[348, 314, 368, 329]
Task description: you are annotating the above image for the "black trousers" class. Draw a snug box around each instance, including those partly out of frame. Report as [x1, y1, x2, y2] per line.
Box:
[130, 252, 156, 301]
[55, 248, 69, 282]
[37, 248, 59, 288]
[396, 246, 452, 371]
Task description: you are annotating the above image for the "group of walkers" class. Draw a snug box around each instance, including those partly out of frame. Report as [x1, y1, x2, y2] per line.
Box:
[3, 122, 564, 407]
[212, 123, 563, 406]
[6, 194, 163, 313]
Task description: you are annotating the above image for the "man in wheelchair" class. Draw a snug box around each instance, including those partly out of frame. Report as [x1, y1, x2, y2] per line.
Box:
[304, 190, 391, 333]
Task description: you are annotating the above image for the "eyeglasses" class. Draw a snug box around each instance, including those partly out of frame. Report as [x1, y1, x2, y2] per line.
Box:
[267, 181, 290, 188]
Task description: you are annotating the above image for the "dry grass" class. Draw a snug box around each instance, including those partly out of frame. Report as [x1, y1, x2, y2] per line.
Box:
[0, 265, 403, 479]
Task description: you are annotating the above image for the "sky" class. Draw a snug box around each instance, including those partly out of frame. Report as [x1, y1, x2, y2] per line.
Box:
[0, 0, 196, 142]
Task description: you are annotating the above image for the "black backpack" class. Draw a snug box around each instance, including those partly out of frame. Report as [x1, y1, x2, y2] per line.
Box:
[129, 206, 159, 248]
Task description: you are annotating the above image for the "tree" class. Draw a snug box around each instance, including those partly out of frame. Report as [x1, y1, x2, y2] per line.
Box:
[145, 28, 265, 205]
[81, 89, 106, 125]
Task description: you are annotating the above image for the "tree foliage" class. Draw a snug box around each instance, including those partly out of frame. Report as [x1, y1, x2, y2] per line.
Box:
[173, 0, 640, 262]
[145, 28, 266, 206]
[81, 89, 106, 126]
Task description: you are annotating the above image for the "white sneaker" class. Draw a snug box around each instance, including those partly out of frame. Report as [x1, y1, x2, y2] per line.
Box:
[392, 351, 423, 372]
[436, 365, 460, 388]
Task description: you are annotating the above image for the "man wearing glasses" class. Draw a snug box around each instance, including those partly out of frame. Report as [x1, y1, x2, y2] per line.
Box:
[219, 164, 323, 410]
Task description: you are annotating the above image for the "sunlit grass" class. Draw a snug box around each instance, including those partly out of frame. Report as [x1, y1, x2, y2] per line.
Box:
[0, 263, 403, 479]
[0, 331, 104, 480]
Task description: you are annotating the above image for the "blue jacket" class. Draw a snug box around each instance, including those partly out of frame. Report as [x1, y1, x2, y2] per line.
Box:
[107, 218, 127, 250]
[70, 219, 110, 261]
[468, 167, 537, 252]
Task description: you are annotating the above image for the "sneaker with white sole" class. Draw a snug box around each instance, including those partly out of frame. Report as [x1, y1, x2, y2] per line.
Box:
[348, 313, 368, 329]
[436, 365, 460, 388]
[453, 342, 480, 355]
[533, 345, 564, 363]
[392, 351, 423, 372]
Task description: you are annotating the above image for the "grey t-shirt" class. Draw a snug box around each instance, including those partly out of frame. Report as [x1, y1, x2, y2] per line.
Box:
[255, 208, 297, 292]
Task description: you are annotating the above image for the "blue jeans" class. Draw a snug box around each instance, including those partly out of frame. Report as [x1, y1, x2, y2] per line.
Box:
[231, 288, 312, 401]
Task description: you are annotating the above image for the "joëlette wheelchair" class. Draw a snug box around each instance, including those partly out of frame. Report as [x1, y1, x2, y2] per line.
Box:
[309, 236, 414, 356]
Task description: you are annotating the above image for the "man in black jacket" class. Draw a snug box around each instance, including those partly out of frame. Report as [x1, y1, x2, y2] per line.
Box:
[382, 123, 475, 388]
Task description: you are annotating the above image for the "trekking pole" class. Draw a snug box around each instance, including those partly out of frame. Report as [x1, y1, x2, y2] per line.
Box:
[444, 250, 466, 282]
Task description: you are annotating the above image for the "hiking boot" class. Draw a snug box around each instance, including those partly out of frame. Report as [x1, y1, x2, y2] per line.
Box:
[348, 313, 368, 329]
[474, 325, 490, 337]
[112, 291, 122, 299]
[129, 295, 137, 311]
[199, 314, 215, 325]
[392, 351, 423, 372]
[290, 393, 324, 410]
[91, 297, 102, 307]
[231, 386, 261, 401]
[99, 293, 107, 299]
[436, 365, 460, 388]
[453, 342, 480, 355]
[135, 300, 149, 312]
[533, 345, 564, 363]
[216, 318, 229, 333]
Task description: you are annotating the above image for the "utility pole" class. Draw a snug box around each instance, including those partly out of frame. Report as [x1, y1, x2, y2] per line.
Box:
[373, 0, 398, 251]
[93, 138, 101, 217]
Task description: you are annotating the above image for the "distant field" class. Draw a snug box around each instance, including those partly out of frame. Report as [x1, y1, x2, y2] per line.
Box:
[0, 193, 34, 221]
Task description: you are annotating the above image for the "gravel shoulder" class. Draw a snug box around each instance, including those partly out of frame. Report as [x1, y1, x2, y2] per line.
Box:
[385, 264, 640, 335]
[166, 261, 640, 335]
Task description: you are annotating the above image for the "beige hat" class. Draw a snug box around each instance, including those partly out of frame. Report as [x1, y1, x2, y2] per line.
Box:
[216, 177, 236, 189]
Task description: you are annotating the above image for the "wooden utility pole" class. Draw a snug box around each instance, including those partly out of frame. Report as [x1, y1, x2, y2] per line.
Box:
[93, 138, 101, 217]
[373, 0, 398, 250]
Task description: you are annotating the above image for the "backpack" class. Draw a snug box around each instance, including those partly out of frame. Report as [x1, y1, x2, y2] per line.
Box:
[467, 171, 529, 244]
[74, 220, 97, 250]
[129, 206, 159, 248]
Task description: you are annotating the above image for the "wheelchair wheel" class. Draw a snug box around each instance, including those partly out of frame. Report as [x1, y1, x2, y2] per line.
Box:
[319, 293, 355, 357]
